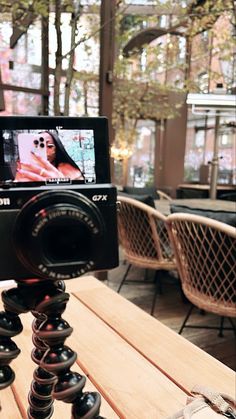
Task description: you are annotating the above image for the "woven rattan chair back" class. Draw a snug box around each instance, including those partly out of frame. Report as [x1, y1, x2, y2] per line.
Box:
[117, 195, 176, 271]
[167, 213, 236, 319]
[157, 190, 172, 201]
[117, 195, 177, 314]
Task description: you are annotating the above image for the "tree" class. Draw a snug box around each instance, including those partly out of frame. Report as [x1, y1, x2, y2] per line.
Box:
[0, 0, 234, 120]
[0, 0, 99, 115]
[110, 0, 235, 154]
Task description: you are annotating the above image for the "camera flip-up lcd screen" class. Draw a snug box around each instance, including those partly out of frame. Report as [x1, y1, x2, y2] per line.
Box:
[0, 116, 110, 187]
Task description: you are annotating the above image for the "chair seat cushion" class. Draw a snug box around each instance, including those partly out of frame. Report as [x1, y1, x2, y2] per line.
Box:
[170, 204, 236, 227]
[119, 192, 155, 208]
[123, 186, 159, 200]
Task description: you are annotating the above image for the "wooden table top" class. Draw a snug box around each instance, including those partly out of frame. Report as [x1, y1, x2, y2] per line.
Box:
[0, 276, 235, 418]
[155, 198, 236, 215]
[178, 184, 235, 190]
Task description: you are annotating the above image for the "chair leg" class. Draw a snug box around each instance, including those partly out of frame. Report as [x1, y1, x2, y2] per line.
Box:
[218, 316, 225, 338]
[179, 305, 194, 335]
[218, 317, 236, 337]
[180, 286, 189, 304]
[117, 264, 132, 293]
[150, 270, 164, 316]
[150, 286, 158, 317]
[228, 317, 236, 336]
[156, 269, 164, 294]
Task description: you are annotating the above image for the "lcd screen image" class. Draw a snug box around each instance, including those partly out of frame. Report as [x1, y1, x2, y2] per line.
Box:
[0, 129, 96, 185]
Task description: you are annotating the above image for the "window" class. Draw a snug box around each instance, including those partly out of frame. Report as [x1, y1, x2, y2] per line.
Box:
[178, 37, 186, 61]
[198, 72, 209, 93]
[219, 128, 234, 148]
[201, 30, 209, 44]
[194, 129, 205, 148]
[159, 15, 167, 28]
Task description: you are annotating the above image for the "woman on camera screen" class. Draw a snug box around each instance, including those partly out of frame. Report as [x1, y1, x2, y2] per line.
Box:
[15, 130, 84, 182]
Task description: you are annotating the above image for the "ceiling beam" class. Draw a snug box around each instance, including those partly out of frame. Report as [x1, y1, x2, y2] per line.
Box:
[123, 24, 186, 57]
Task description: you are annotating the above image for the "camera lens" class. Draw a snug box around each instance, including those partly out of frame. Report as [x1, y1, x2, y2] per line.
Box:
[33, 140, 39, 145]
[13, 191, 105, 279]
[39, 137, 44, 142]
[42, 222, 91, 262]
[39, 143, 45, 148]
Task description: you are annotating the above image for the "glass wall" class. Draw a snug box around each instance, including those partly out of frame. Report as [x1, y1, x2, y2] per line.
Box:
[0, 10, 100, 117]
[0, 19, 42, 115]
[113, 120, 155, 187]
[184, 109, 236, 185]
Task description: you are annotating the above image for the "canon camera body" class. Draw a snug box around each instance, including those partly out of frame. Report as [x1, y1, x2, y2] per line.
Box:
[0, 116, 118, 281]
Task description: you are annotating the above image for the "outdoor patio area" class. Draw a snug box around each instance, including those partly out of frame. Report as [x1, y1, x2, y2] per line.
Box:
[0, 1, 235, 417]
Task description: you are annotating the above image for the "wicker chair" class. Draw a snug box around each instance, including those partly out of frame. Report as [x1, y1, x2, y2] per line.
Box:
[167, 213, 236, 336]
[117, 195, 177, 315]
[157, 189, 172, 201]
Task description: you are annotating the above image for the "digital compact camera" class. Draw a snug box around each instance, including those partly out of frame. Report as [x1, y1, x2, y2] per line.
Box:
[0, 116, 118, 281]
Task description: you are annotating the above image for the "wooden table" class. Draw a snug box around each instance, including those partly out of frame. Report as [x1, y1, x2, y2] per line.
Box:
[155, 198, 236, 216]
[0, 276, 235, 418]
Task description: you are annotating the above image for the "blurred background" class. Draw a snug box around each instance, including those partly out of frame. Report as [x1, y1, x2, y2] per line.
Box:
[0, 0, 235, 196]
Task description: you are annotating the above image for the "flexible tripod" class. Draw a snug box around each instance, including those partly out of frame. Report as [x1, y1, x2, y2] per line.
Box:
[0, 278, 104, 418]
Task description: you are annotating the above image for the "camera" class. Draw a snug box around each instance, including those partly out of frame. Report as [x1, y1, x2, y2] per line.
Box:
[0, 116, 119, 281]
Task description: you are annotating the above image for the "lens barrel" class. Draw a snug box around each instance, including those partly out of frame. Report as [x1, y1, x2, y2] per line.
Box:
[13, 191, 105, 279]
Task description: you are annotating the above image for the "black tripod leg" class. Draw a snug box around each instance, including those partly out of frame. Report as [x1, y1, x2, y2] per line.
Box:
[0, 285, 29, 389]
[27, 280, 104, 419]
[28, 311, 57, 419]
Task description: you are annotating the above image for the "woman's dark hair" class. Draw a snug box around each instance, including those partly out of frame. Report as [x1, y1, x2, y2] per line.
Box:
[42, 130, 81, 171]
